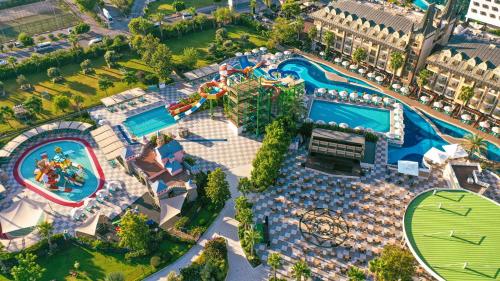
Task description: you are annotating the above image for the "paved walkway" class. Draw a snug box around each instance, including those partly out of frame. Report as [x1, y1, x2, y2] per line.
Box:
[299, 51, 500, 146]
[144, 164, 269, 281]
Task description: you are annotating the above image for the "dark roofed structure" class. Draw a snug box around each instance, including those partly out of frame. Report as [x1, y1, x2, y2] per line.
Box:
[445, 35, 500, 68]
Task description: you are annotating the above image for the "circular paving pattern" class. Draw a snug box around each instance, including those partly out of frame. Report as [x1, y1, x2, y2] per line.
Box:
[299, 208, 349, 248]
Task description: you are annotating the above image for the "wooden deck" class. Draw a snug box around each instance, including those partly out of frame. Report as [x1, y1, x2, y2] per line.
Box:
[298, 51, 500, 147]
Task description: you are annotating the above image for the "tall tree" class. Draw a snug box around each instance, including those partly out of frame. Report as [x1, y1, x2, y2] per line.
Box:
[23, 96, 42, 114]
[121, 68, 138, 85]
[150, 44, 173, 82]
[172, 0, 185, 12]
[389, 51, 404, 85]
[205, 168, 231, 207]
[16, 74, 30, 90]
[36, 221, 54, 254]
[267, 252, 282, 281]
[0, 106, 14, 128]
[323, 31, 334, 54]
[68, 33, 80, 49]
[128, 17, 154, 35]
[457, 86, 474, 113]
[104, 50, 118, 68]
[416, 69, 432, 98]
[281, 0, 301, 19]
[180, 47, 198, 70]
[104, 272, 125, 281]
[462, 134, 487, 158]
[194, 14, 209, 31]
[249, 0, 257, 14]
[307, 27, 318, 50]
[98, 76, 114, 95]
[291, 260, 311, 281]
[80, 59, 93, 74]
[11, 253, 45, 281]
[0, 81, 5, 97]
[73, 95, 85, 114]
[150, 13, 165, 37]
[117, 210, 151, 254]
[0, 244, 8, 273]
[213, 7, 233, 26]
[263, 0, 273, 8]
[237, 177, 252, 196]
[237, 207, 253, 230]
[368, 245, 416, 281]
[7, 56, 17, 69]
[47, 67, 62, 82]
[54, 95, 71, 112]
[352, 48, 367, 65]
[243, 226, 261, 257]
[347, 266, 366, 281]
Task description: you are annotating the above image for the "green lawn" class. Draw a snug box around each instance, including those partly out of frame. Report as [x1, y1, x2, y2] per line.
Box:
[0, 238, 192, 281]
[404, 189, 500, 281]
[0, 52, 154, 134]
[146, 0, 226, 16]
[165, 25, 268, 68]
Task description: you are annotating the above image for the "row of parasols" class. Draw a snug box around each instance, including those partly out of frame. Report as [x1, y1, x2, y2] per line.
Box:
[235, 49, 293, 60]
[70, 180, 121, 220]
[327, 57, 386, 82]
[386, 104, 405, 141]
[314, 88, 395, 105]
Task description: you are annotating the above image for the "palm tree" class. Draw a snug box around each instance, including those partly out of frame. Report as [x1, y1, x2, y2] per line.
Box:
[267, 252, 282, 280]
[389, 51, 404, 85]
[250, 0, 257, 14]
[457, 86, 474, 113]
[98, 76, 114, 95]
[347, 266, 366, 281]
[462, 134, 487, 158]
[0, 106, 14, 128]
[194, 14, 209, 31]
[68, 33, 79, 49]
[105, 272, 125, 281]
[243, 226, 261, 258]
[352, 48, 367, 65]
[238, 208, 253, 230]
[369, 258, 384, 281]
[291, 260, 311, 281]
[323, 31, 334, 55]
[151, 13, 165, 38]
[73, 95, 84, 114]
[36, 221, 54, 253]
[263, 0, 273, 8]
[7, 56, 17, 70]
[121, 68, 138, 85]
[0, 244, 7, 274]
[416, 69, 432, 98]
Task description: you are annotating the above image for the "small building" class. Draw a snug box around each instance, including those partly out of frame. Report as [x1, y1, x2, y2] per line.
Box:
[443, 161, 491, 194]
[306, 128, 365, 175]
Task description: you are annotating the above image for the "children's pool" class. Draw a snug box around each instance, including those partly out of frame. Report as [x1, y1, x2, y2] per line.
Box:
[14, 138, 105, 206]
[310, 100, 391, 132]
[123, 106, 176, 137]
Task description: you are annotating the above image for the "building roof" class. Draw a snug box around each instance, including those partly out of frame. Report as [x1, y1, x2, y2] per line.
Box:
[151, 180, 169, 194]
[311, 128, 365, 145]
[165, 160, 183, 175]
[156, 140, 183, 159]
[451, 164, 487, 193]
[445, 35, 500, 68]
[316, 0, 417, 33]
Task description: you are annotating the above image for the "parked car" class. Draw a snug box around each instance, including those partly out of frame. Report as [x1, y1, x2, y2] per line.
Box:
[182, 12, 193, 20]
[0, 59, 7, 66]
[14, 41, 23, 48]
[88, 37, 102, 46]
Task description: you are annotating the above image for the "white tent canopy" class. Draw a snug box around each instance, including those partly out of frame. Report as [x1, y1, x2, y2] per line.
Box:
[75, 214, 101, 237]
[398, 161, 419, 176]
[0, 198, 46, 235]
[442, 144, 468, 159]
[423, 147, 448, 165]
[159, 193, 187, 226]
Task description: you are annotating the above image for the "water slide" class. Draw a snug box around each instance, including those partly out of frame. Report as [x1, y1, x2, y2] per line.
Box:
[171, 98, 207, 121]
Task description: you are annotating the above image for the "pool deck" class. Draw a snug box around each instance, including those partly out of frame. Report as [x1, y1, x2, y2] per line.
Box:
[297, 51, 500, 147]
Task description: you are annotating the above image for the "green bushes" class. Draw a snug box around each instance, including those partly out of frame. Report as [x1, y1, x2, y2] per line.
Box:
[234, 195, 262, 267]
[177, 237, 228, 281]
[250, 117, 295, 192]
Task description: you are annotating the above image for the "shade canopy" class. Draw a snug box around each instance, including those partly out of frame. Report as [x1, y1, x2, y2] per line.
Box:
[328, 121, 337, 126]
[260, 47, 267, 52]
[444, 105, 453, 112]
[423, 147, 448, 165]
[316, 120, 326, 125]
[0, 198, 46, 236]
[317, 88, 327, 94]
[401, 87, 409, 93]
[420, 96, 429, 102]
[339, 91, 348, 97]
[479, 121, 490, 128]
[367, 72, 375, 78]
[354, 126, 364, 131]
[334, 58, 342, 63]
[372, 96, 382, 103]
[75, 214, 101, 237]
[375, 76, 384, 81]
[284, 50, 291, 55]
[398, 160, 419, 176]
[349, 64, 358, 70]
[159, 193, 187, 226]
[493, 126, 499, 133]
[339, 123, 349, 128]
[392, 84, 401, 89]
[328, 89, 337, 95]
[461, 114, 472, 121]
[350, 92, 358, 99]
[71, 208, 83, 220]
[442, 144, 468, 159]
[342, 61, 350, 66]
[433, 101, 443, 108]
[363, 94, 372, 100]
[358, 68, 366, 74]
[319, 51, 325, 56]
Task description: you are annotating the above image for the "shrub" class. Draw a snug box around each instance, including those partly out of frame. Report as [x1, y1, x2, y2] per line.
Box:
[150, 256, 162, 268]
[174, 216, 189, 230]
[17, 32, 34, 46]
[73, 22, 91, 34]
[144, 73, 159, 85]
[203, 237, 227, 262]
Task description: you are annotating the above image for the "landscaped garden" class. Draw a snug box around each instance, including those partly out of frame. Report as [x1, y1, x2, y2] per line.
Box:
[145, 0, 227, 17]
[404, 189, 500, 281]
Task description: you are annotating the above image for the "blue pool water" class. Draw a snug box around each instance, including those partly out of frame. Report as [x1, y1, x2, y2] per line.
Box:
[19, 140, 100, 202]
[316, 61, 372, 88]
[413, 0, 429, 9]
[310, 100, 391, 132]
[124, 106, 176, 137]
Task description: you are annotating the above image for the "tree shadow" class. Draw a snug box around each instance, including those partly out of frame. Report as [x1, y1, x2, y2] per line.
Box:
[435, 193, 465, 202]
[453, 234, 486, 245]
[67, 81, 97, 95]
[465, 267, 500, 279]
[98, 72, 121, 83]
[440, 206, 471, 217]
[436, 266, 500, 280]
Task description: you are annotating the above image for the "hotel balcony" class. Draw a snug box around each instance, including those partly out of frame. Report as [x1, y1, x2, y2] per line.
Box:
[479, 103, 494, 115]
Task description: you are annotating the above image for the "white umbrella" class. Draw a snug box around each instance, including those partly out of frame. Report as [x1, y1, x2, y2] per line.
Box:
[335, 58, 342, 63]
[358, 68, 366, 74]
[420, 96, 429, 103]
[84, 198, 96, 209]
[252, 48, 259, 54]
[386, 132, 396, 139]
[328, 89, 337, 95]
[401, 87, 409, 94]
[106, 180, 121, 192]
[269, 55, 276, 61]
[354, 126, 364, 131]
[339, 91, 348, 98]
[260, 47, 267, 52]
[366, 128, 374, 133]
[71, 208, 83, 220]
[383, 97, 392, 104]
[444, 105, 453, 112]
[235, 52, 243, 57]
[284, 50, 291, 56]
[442, 144, 468, 159]
[372, 96, 382, 103]
[316, 120, 326, 125]
[317, 88, 327, 94]
[96, 189, 110, 199]
[392, 84, 401, 90]
[433, 101, 443, 108]
[424, 147, 448, 165]
[393, 103, 403, 109]
[492, 126, 500, 133]
[461, 114, 471, 121]
[363, 94, 372, 100]
[328, 121, 337, 126]
[244, 51, 252, 56]
[394, 114, 400, 121]
[349, 64, 358, 70]
[479, 121, 490, 128]
[342, 61, 350, 67]
[350, 92, 358, 99]
[376, 76, 384, 82]
[275, 52, 283, 57]
[367, 72, 375, 78]
[305, 118, 313, 123]
[319, 51, 325, 57]
[339, 123, 349, 128]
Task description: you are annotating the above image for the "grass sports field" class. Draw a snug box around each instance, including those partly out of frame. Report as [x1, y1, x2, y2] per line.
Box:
[146, 0, 226, 16]
[404, 189, 500, 281]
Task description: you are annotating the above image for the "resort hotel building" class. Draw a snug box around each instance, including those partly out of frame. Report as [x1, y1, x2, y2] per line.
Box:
[309, 0, 460, 83]
[465, 0, 500, 28]
[424, 35, 500, 119]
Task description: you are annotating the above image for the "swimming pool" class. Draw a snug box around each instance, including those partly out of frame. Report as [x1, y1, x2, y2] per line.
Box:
[310, 100, 391, 132]
[315, 60, 373, 88]
[14, 138, 105, 207]
[124, 106, 176, 137]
